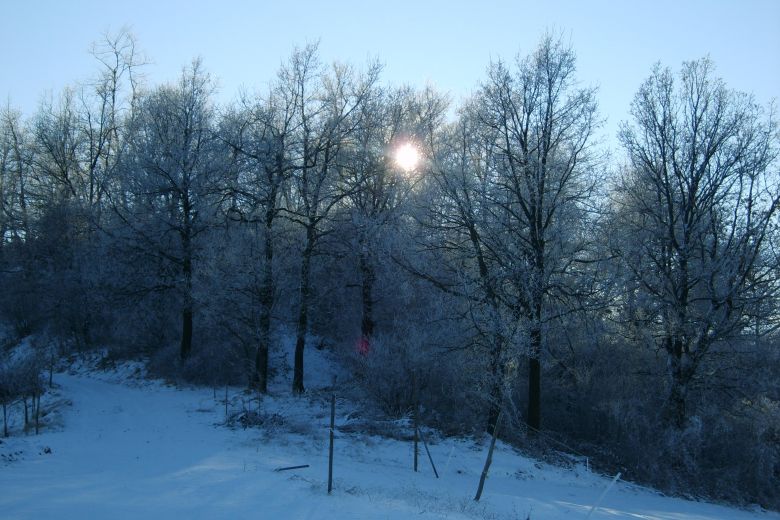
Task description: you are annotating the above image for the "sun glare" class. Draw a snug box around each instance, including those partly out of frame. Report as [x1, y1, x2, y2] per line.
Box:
[395, 143, 420, 172]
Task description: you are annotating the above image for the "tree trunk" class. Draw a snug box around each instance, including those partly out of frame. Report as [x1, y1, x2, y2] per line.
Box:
[255, 220, 274, 394]
[664, 337, 693, 429]
[487, 391, 501, 434]
[49, 350, 55, 388]
[35, 393, 40, 435]
[466, 222, 505, 433]
[180, 251, 193, 361]
[180, 307, 193, 361]
[486, 334, 504, 433]
[527, 321, 542, 431]
[359, 250, 374, 344]
[293, 235, 314, 395]
[254, 330, 269, 393]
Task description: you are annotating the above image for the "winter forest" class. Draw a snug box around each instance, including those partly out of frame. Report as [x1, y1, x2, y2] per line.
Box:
[1, 29, 779, 511]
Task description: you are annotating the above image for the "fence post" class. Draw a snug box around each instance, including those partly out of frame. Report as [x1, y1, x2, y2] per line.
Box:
[328, 391, 335, 494]
[413, 371, 419, 472]
[586, 472, 621, 519]
[474, 410, 502, 501]
[418, 426, 439, 478]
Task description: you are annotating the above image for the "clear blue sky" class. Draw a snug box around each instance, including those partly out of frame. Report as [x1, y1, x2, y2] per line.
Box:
[2, 0, 778, 147]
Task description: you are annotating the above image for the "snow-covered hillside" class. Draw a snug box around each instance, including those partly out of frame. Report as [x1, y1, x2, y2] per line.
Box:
[0, 352, 777, 520]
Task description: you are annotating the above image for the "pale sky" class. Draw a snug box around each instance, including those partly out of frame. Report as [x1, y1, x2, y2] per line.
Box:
[2, 0, 778, 148]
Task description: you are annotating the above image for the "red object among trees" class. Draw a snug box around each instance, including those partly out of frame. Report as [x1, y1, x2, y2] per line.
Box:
[356, 337, 370, 356]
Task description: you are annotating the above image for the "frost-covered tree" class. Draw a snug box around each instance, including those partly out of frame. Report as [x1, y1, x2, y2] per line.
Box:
[615, 58, 780, 428]
[119, 59, 223, 360]
[342, 85, 447, 351]
[281, 44, 381, 394]
[0, 107, 32, 245]
[217, 69, 299, 392]
[421, 35, 599, 431]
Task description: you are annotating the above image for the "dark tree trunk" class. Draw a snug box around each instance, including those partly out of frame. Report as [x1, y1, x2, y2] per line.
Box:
[293, 233, 314, 395]
[487, 389, 501, 434]
[49, 351, 54, 388]
[666, 380, 687, 429]
[180, 307, 193, 360]
[664, 337, 693, 429]
[466, 222, 506, 434]
[486, 333, 504, 433]
[527, 320, 542, 431]
[35, 393, 40, 435]
[180, 192, 194, 361]
[254, 331, 269, 393]
[255, 219, 275, 394]
[180, 241, 193, 361]
[359, 250, 374, 342]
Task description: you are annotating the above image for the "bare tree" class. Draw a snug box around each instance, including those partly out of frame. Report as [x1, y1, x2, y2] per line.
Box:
[344, 85, 447, 351]
[217, 71, 300, 392]
[478, 35, 599, 431]
[0, 106, 32, 244]
[120, 59, 222, 360]
[417, 103, 513, 432]
[615, 58, 780, 427]
[78, 28, 145, 224]
[419, 35, 599, 431]
[282, 44, 381, 394]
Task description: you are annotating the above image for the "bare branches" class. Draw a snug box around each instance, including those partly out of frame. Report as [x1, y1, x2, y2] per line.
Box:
[615, 57, 780, 427]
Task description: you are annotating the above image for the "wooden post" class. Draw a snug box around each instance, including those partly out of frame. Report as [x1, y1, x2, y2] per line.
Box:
[585, 472, 621, 519]
[274, 464, 310, 472]
[418, 427, 439, 478]
[474, 410, 502, 501]
[328, 392, 335, 494]
[413, 372, 419, 472]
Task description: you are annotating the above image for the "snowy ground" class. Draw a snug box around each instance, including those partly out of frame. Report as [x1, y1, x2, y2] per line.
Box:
[1, 351, 778, 520]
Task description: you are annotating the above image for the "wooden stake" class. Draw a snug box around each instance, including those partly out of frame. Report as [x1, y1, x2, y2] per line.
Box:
[586, 472, 622, 519]
[474, 410, 502, 501]
[328, 392, 335, 494]
[418, 427, 439, 478]
[274, 464, 310, 472]
[413, 371, 418, 472]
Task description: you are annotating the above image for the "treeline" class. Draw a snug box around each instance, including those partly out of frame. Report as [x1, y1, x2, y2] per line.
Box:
[1, 31, 778, 507]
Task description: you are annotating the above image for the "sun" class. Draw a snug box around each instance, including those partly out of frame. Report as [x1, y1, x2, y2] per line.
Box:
[394, 143, 420, 172]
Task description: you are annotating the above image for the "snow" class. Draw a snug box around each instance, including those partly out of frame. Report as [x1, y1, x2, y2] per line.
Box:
[1, 352, 778, 520]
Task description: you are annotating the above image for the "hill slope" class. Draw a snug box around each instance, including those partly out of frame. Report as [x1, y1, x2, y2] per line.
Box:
[0, 357, 776, 520]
